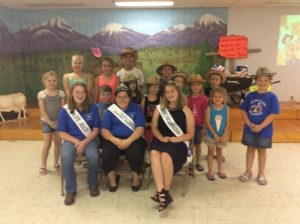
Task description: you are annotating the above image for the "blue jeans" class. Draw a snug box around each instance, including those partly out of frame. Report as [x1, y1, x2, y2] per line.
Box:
[61, 140, 99, 193]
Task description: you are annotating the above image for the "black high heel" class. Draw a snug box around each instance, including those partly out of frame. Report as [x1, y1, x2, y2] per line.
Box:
[151, 191, 173, 205]
[108, 174, 120, 192]
[158, 189, 169, 212]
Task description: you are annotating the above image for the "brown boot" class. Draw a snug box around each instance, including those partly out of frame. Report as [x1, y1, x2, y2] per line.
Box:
[64, 192, 76, 205]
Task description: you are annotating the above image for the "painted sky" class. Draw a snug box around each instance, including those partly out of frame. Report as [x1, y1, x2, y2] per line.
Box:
[0, 7, 227, 36]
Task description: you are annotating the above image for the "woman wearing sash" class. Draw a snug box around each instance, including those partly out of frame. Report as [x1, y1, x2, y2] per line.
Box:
[101, 83, 146, 192]
[150, 81, 194, 212]
[58, 83, 100, 206]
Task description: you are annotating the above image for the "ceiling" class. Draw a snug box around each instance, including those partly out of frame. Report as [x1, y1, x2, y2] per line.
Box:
[0, 0, 299, 10]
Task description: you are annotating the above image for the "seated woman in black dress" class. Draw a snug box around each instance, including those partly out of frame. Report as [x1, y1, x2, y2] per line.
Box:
[150, 81, 194, 212]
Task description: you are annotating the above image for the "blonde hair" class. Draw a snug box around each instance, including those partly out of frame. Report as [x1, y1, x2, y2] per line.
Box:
[210, 87, 227, 105]
[42, 70, 58, 85]
[161, 82, 185, 110]
[71, 54, 84, 63]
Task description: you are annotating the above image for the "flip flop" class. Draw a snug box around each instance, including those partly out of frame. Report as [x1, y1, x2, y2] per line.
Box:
[218, 172, 227, 179]
[206, 173, 215, 181]
[54, 164, 60, 173]
[39, 167, 47, 175]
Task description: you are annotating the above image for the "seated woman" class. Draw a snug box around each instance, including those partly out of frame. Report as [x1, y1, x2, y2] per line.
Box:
[150, 81, 194, 212]
[58, 83, 100, 206]
[101, 83, 146, 192]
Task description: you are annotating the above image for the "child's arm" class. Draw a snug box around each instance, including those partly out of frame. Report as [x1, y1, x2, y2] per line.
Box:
[241, 110, 255, 128]
[221, 106, 230, 142]
[38, 98, 56, 129]
[253, 114, 277, 133]
[93, 76, 99, 103]
[87, 73, 94, 99]
[63, 74, 70, 99]
[205, 107, 220, 142]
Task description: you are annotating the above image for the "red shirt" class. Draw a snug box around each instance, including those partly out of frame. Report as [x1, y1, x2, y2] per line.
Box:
[187, 95, 209, 126]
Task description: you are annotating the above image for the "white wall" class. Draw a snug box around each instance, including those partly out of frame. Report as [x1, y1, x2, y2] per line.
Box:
[227, 7, 300, 101]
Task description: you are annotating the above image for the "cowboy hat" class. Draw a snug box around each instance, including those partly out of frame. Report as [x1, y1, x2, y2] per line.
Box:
[122, 73, 138, 83]
[205, 64, 227, 84]
[250, 66, 276, 79]
[188, 74, 206, 84]
[168, 71, 188, 82]
[144, 75, 161, 85]
[156, 62, 177, 76]
[120, 47, 138, 60]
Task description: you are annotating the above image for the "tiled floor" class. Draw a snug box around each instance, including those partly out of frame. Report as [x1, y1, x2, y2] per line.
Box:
[0, 140, 299, 224]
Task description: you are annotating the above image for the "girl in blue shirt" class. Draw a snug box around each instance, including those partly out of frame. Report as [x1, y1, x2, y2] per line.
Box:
[204, 87, 230, 181]
[239, 67, 280, 185]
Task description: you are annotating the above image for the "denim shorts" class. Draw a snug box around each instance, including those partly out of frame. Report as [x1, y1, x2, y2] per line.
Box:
[41, 121, 56, 133]
[242, 133, 272, 149]
[203, 135, 227, 148]
[194, 126, 203, 145]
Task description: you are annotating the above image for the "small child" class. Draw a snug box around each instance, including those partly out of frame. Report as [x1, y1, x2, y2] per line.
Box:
[204, 64, 227, 98]
[187, 74, 209, 172]
[63, 54, 93, 100]
[117, 47, 144, 90]
[204, 87, 230, 181]
[94, 57, 120, 103]
[156, 62, 177, 96]
[122, 73, 143, 104]
[38, 71, 66, 175]
[141, 75, 161, 146]
[95, 85, 113, 121]
[168, 71, 188, 104]
[239, 67, 280, 185]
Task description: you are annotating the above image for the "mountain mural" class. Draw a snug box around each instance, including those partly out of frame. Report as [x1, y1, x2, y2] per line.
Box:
[0, 14, 227, 55]
[135, 14, 226, 48]
[0, 21, 14, 55]
[92, 23, 149, 50]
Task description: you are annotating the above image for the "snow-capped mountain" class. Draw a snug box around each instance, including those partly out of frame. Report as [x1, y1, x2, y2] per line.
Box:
[0, 21, 13, 55]
[92, 23, 149, 49]
[12, 17, 115, 53]
[135, 14, 226, 48]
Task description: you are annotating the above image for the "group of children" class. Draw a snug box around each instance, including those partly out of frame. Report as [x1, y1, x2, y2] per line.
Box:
[38, 46, 280, 186]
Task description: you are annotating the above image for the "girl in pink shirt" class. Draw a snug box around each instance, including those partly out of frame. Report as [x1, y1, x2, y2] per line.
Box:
[94, 57, 120, 103]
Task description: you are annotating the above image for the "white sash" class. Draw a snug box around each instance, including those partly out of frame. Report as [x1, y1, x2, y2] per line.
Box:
[108, 104, 135, 131]
[156, 105, 189, 149]
[63, 105, 91, 137]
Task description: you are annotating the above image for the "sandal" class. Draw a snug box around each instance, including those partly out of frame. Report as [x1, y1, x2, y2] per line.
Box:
[188, 166, 194, 176]
[158, 189, 170, 212]
[257, 175, 268, 185]
[151, 191, 173, 205]
[239, 172, 252, 182]
[54, 164, 60, 173]
[39, 167, 47, 175]
[218, 172, 227, 179]
[206, 173, 215, 181]
[195, 163, 204, 172]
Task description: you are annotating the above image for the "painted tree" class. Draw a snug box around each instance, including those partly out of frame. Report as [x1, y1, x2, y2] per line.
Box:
[194, 41, 214, 78]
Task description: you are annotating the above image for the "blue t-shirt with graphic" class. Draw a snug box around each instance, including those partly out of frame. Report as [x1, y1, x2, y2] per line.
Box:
[57, 105, 101, 140]
[240, 91, 280, 138]
[101, 101, 145, 138]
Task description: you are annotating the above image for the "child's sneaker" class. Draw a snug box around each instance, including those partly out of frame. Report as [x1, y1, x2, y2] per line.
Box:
[239, 172, 252, 182]
[256, 175, 268, 185]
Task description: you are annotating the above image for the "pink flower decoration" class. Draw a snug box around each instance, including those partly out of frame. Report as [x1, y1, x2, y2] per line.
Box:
[92, 47, 102, 58]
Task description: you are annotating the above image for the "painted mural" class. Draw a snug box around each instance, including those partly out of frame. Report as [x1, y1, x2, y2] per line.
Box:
[0, 8, 227, 104]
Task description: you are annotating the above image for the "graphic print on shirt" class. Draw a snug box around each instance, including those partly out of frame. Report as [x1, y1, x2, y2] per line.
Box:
[214, 114, 222, 132]
[146, 104, 156, 119]
[192, 104, 198, 118]
[249, 99, 265, 116]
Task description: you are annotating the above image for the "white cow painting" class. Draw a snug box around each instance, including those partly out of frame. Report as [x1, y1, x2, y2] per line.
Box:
[0, 93, 27, 122]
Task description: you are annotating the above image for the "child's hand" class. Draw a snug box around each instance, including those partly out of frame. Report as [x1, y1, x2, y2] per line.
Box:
[51, 121, 57, 129]
[251, 124, 262, 133]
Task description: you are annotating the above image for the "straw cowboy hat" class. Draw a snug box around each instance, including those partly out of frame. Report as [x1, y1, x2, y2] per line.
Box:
[188, 74, 206, 85]
[122, 73, 138, 83]
[144, 75, 161, 85]
[120, 47, 138, 61]
[250, 66, 276, 79]
[205, 64, 227, 84]
[156, 62, 177, 76]
[168, 71, 188, 83]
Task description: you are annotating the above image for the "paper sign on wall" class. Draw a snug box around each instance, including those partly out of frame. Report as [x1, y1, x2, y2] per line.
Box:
[218, 35, 248, 58]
